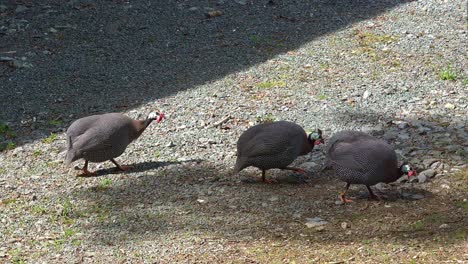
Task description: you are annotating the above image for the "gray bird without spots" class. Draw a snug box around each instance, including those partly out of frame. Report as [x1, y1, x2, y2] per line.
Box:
[65, 111, 164, 176]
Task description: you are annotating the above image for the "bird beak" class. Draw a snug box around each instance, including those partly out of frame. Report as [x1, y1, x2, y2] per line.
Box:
[156, 112, 165, 123]
[407, 170, 416, 178]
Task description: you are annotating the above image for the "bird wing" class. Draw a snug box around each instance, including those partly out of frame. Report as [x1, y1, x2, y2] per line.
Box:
[327, 142, 366, 172]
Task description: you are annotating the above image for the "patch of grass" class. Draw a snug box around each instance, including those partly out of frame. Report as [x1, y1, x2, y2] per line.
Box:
[154, 150, 160, 159]
[463, 78, 468, 86]
[9, 249, 25, 264]
[354, 30, 398, 47]
[97, 178, 112, 191]
[42, 133, 57, 144]
[451, 229, 466, 240]
[63, 228, 76, 239]
[33, 149, 42, 157]
[439, 66, 457, 81]
[148, 36, 157, 44]
[48, 119, 62, 126]
[0, 122, 9, 134]
[316, 94, 327, 100]
[60, 199, 73, 218]
[46, 161, 60, 168]
[6, 142, 16, 150]
[31, 205, 48, 215]
[1, 198, 17, 205]
[454, 201, 468, 211]
[256, 80, 286, 89]
[256, 113, 275, 124]
[411, 220, 425, 231]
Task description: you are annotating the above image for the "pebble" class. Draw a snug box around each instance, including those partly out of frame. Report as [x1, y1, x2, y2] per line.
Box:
[401, 192, 425, 200]
[269, 196, 279, 202]
[15, 5, 28, 13]
[419, 169, 436, 179]
[305, 217, 328, 228]
[439, 224, 449, 229]
[234, 0, 247, 5]
[362, 90, 371, 100]
[444, 103, 455, 109]
[417, 173, 427, 183]
[341, 222, 349, 229]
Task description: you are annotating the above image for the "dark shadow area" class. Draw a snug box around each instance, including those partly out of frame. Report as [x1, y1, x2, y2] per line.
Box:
[67, 159, 466, 249]
[74, 159, 203, 177]
[0, 0, 411, 146]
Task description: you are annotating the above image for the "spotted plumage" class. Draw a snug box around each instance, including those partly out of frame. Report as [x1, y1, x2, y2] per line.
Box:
[65, 112, 164, 176]
[326, 130, 415, 202]
[234, 121, 323, 182]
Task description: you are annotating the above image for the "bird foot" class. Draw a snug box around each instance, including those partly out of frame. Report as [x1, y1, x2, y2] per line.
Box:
[339, 193, 353, 203]
[262, 178, 277, 184]
[76, 169, 97, 177]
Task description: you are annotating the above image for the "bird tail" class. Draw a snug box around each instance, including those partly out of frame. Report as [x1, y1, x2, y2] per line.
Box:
[64, 135, 75, 166]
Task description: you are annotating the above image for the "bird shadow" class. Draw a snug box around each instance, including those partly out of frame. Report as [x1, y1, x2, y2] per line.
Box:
[74, 159, 203, 177]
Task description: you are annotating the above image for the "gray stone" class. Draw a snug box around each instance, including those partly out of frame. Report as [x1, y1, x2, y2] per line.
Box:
[422, 158, 438, 168]
[341, 222, 349, 229]
[15, 5, 28, 13]
[417, 173, 427, 183]
[305, 217, 328, 228]
[439, 224, 449, 229]
[234, 0, 247, 5]
[396, 175, 408, 183]
[420, 169, 436, 178]
[397, 133, 410, 140]
[362, 90, 371, 100]
[401, 192, 425, 200]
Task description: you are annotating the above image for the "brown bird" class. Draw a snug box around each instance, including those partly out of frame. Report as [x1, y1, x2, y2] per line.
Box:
[65, 111, 165, 176]
[325, 130, 416, 203]
[234, 121, 323, 183]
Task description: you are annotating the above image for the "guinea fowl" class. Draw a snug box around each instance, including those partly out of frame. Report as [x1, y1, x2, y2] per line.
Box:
[325, 130, 416, 203]
[234, 121, 323, 183]
[65, 111, 165, 176]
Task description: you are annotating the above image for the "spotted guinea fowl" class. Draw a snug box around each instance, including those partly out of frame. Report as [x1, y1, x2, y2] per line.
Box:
[325, 130, 416, 203]
[234, 121, 323, 183]
[65, 111, 165, 176]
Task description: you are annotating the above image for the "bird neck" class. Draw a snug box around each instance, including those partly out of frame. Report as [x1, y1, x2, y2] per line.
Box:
[132, 119, 153, 139]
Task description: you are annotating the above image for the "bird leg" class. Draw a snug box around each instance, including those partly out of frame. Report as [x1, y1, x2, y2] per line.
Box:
[339, 183, 353, 203]
[283, 167, 306, 174]
[260, 169, 275, 183]
[366, 186, 380, 201]
[76, 160, 97, 177]
[110, 159, 133, 171]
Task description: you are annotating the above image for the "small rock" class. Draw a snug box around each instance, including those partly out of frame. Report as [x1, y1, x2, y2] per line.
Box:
[430, 161, 445, 172]
[439, 224, 449, 229]
[441, 184, 450, 189]
[419, 169, 436, 178]
[341, 222, 349, 229]
[409, 175, 419, 183]
[422, 159, 438, 168]
[48, 27, 58, 33]
[234, 0, 247, 5]
[196, 199, 207, 204]
[269, 196, 279, 202]
[362, 90, 371, 100]
[15, 5, 28, 13]
[417, 173, 427, 183]
[401, 192, 425, 200]
[166, 141, 175, 148]
[397, 133, 410, 140]
[305, 217, 328, 228]
[188, 7, 198, 11]
[206, 10, 222, 18]
[444, 103, 455, 110]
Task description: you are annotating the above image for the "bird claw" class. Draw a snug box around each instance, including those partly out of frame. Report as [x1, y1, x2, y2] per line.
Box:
[76, 169, 97, 177]
[339, 193, 353, 203]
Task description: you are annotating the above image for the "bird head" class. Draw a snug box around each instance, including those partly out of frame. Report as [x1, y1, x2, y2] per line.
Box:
[400, 163, 417, 179]
[307, 128, 324, 146]
[148, 112, 165, 123]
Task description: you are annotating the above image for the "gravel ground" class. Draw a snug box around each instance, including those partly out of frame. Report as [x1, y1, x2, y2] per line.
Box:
[0, 0, 467, 263]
